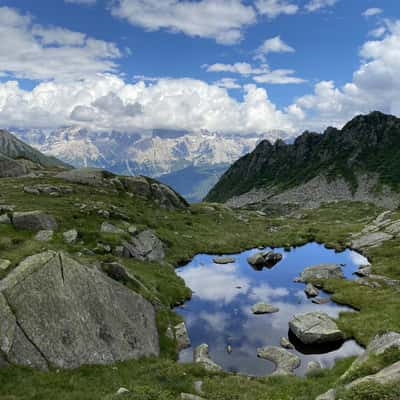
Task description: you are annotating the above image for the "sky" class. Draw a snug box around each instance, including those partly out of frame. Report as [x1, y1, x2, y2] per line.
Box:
[0, 0, 399, 137]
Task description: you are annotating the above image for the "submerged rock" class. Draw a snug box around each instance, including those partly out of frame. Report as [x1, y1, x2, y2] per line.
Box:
[257, 346, 300, 375]
[299, 264, 344, 283]
[194, 344, 222, 372]
[123, 230, 165, 262]
[289, 312, 344, 345]
[213, 256, 235, 264]
[12, 211, 58, 231]
[0, 251, 159, 370]
[247, 251, 282, 269]
[251, 303, 279, 314]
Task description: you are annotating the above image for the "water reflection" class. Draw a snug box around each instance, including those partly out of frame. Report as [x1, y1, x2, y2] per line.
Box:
[176, 243, 366, 376]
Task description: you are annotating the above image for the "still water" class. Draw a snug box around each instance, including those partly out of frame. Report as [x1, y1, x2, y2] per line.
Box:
[176, 243, 366, 376]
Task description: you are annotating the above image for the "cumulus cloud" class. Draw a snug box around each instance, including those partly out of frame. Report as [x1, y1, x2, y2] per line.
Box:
[255, 0, 298, 18]
[290, 20, 400, 129]
[0, 74, 295, 134]
[204, 62, 268, 75]
[110, 0, 256, 45]
[255, 35, 294, 61]
[363, 8, 383, 18]
[253, 69, 305, 84]
[0, 6, 120, 81]
[305, 0, 338, 12]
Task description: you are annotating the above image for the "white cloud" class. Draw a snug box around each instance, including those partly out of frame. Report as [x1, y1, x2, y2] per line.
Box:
[255, 0, 298, 18]
[65, 0, 97, 4]
[290, 20, 400, 129]
[205, 62, 268, 75]
[0, 74, 296, 134]
[369, 26, 386, 38]
[111, 0, 256, 45]
[305, 0, 338, 12]
[214, 78, 241, 89]
[255, 36, 294, 61]
[363, 8, 383, 18]
[0, 7, 121, 81]
[254, 69, 305, 84]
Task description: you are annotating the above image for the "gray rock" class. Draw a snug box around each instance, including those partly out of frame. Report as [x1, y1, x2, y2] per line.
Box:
[257, 346, 300, 375]
[289, 312, 344, 345]
[315, 389, 336, 400]
[116, 387, 130, 396]
[251, 303, 279, 314]
[385, 220, 400, 235]
[352, 231, 393, 249]
[34, 230, 54, 242]
[56, 168, 112, 186]
[307, 360, 322, 372]
[123, 230, 165, 262]
[12, 211, 58, 231]
[346, 360, 400, 389]
[100, 222, 124, 234]
[23, 186, 39, 195]
[0, 251, 159, 369]
[312, 297, 330, 305]
[247, 251, 282, 269]
[194, 344, 222, 372]
[299, 264, 344, 283]
[213, 256, 235, 264]
[305, 283, 320, 297]
[63, 229, 78, 244]
[0, 158, 29, 178]
[127, 225, 138, 234]
[0, 214, 11, 224]
[0, 259, 10, 271]
[341, 332, 400, 381]
[354, 265, 372, 277]
[280, 337, 294, 349]
[175, 322, 191, 350]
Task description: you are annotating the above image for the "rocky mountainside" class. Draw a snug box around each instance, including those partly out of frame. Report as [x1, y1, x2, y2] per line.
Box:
[14, 127, 282, 201]
[205, 112, 400, 209]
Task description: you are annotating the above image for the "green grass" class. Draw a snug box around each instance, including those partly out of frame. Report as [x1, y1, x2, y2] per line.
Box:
[1, 176, 400, 399]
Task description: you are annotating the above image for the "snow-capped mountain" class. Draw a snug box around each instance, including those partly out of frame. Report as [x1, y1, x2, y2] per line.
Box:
[14, 127, 290, 201]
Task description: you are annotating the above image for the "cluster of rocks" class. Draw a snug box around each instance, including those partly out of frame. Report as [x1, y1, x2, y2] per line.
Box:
[23, 184, 74, 196]
[247, 250, 283, 270]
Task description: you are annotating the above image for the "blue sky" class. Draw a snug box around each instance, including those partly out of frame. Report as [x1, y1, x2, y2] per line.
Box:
[0, 0, 399, 136]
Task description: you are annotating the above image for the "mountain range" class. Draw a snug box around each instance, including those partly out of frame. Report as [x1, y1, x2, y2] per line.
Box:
[13, 127, 287, 202]
[206, 111, 400, 210]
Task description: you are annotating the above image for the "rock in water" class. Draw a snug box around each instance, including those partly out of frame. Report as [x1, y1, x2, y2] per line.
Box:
[304, 283, 319, 297]
[251, 303, 279, 314]
[213, 256, 235, 264]
[257, 346, 300, 375]
[299, 264, 344, 283]
[280, 337, 294, 349]
[12, 211, 58, 231]
[0, 251, 159, 369]
[289, 312, 344, 345]
[247, 251, 282, 270]
[123, 230, 165, 262]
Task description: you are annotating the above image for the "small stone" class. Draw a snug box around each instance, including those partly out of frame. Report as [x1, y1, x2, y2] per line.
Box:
[0, 259, 11, 271]
[307, 360, 322, 372]
[251, 303, 279, 314]
[213, 256, 235, 264]
[226, 344, 232, 354]
[312, 297, 330, 305]
[100, 222, 124, 234]
[116, 387, 130, 395]
[0, 214, 11, 224]
[127, 225, 138, 234]
[305, 283, 319, 298]
[23, 186, 40, 195]
[63, 229, 78, 244]
[280, 337, 294, 349]
[35, 230, 54, 242]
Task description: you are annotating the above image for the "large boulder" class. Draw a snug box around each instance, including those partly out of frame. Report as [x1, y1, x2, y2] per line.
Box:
[12, 211, 58, 231]
[289, 312, 344, 345]
[0, 251, 159, 370]
[56, 168, 113, 186]
[257, 346, 300, 375]
[123, 230, 165, 262]
[299, 264, 344, 283]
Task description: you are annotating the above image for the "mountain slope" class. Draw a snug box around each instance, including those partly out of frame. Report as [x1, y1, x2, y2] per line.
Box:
[205, 111, 400, 208]
[0, 129, 69, 169]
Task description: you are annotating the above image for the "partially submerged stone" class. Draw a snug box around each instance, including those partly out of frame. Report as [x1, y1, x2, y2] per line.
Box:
[299, 264, 344, 283]
[251, 303, 279, 314]
[12, 211, 58, 231]
[247, 251, 282, 270]
[280, 337, 294, 349]
[289, 312, 344, 345]
[305, 283, 319, 297]
[194, 344, 222, 372]
[213, 256, 235, 264]
[0, 251, 159, 370]
[257, 346, 300, 375]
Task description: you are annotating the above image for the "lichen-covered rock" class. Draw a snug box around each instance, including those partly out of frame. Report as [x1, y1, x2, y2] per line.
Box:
[123, 230, 165, 262]
[299, 264, 344, 283]
[194, 344, 222, 372]
[12, 211, 58, 231]
[257, 346, 300, 375]
[251, 303, 279, 314]
[0, 251, 159, 370]
[289, 312, 344, 345]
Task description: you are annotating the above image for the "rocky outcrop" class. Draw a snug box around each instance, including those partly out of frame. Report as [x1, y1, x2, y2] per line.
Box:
[174, 322, 191, 350]
[194, 344, 222, 372]
[289, 312, 344, 345]
[100, 222, 124, 234]
[0, 156, 29, 178]
[257, 346, 300, 375]
[0, 251, 159, 370]
[351, 232, 393, 249]
[298, 264, 344, 283]
[123, 230, 165, 262]
[251, 303, 279, 314]
[12, 211, 58, 231]
[346, 361, 400, 388]
[247, 251, 282, 270]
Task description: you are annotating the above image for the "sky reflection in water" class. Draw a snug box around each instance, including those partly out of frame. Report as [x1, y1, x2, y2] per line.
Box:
[176, 243, 367, 376]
